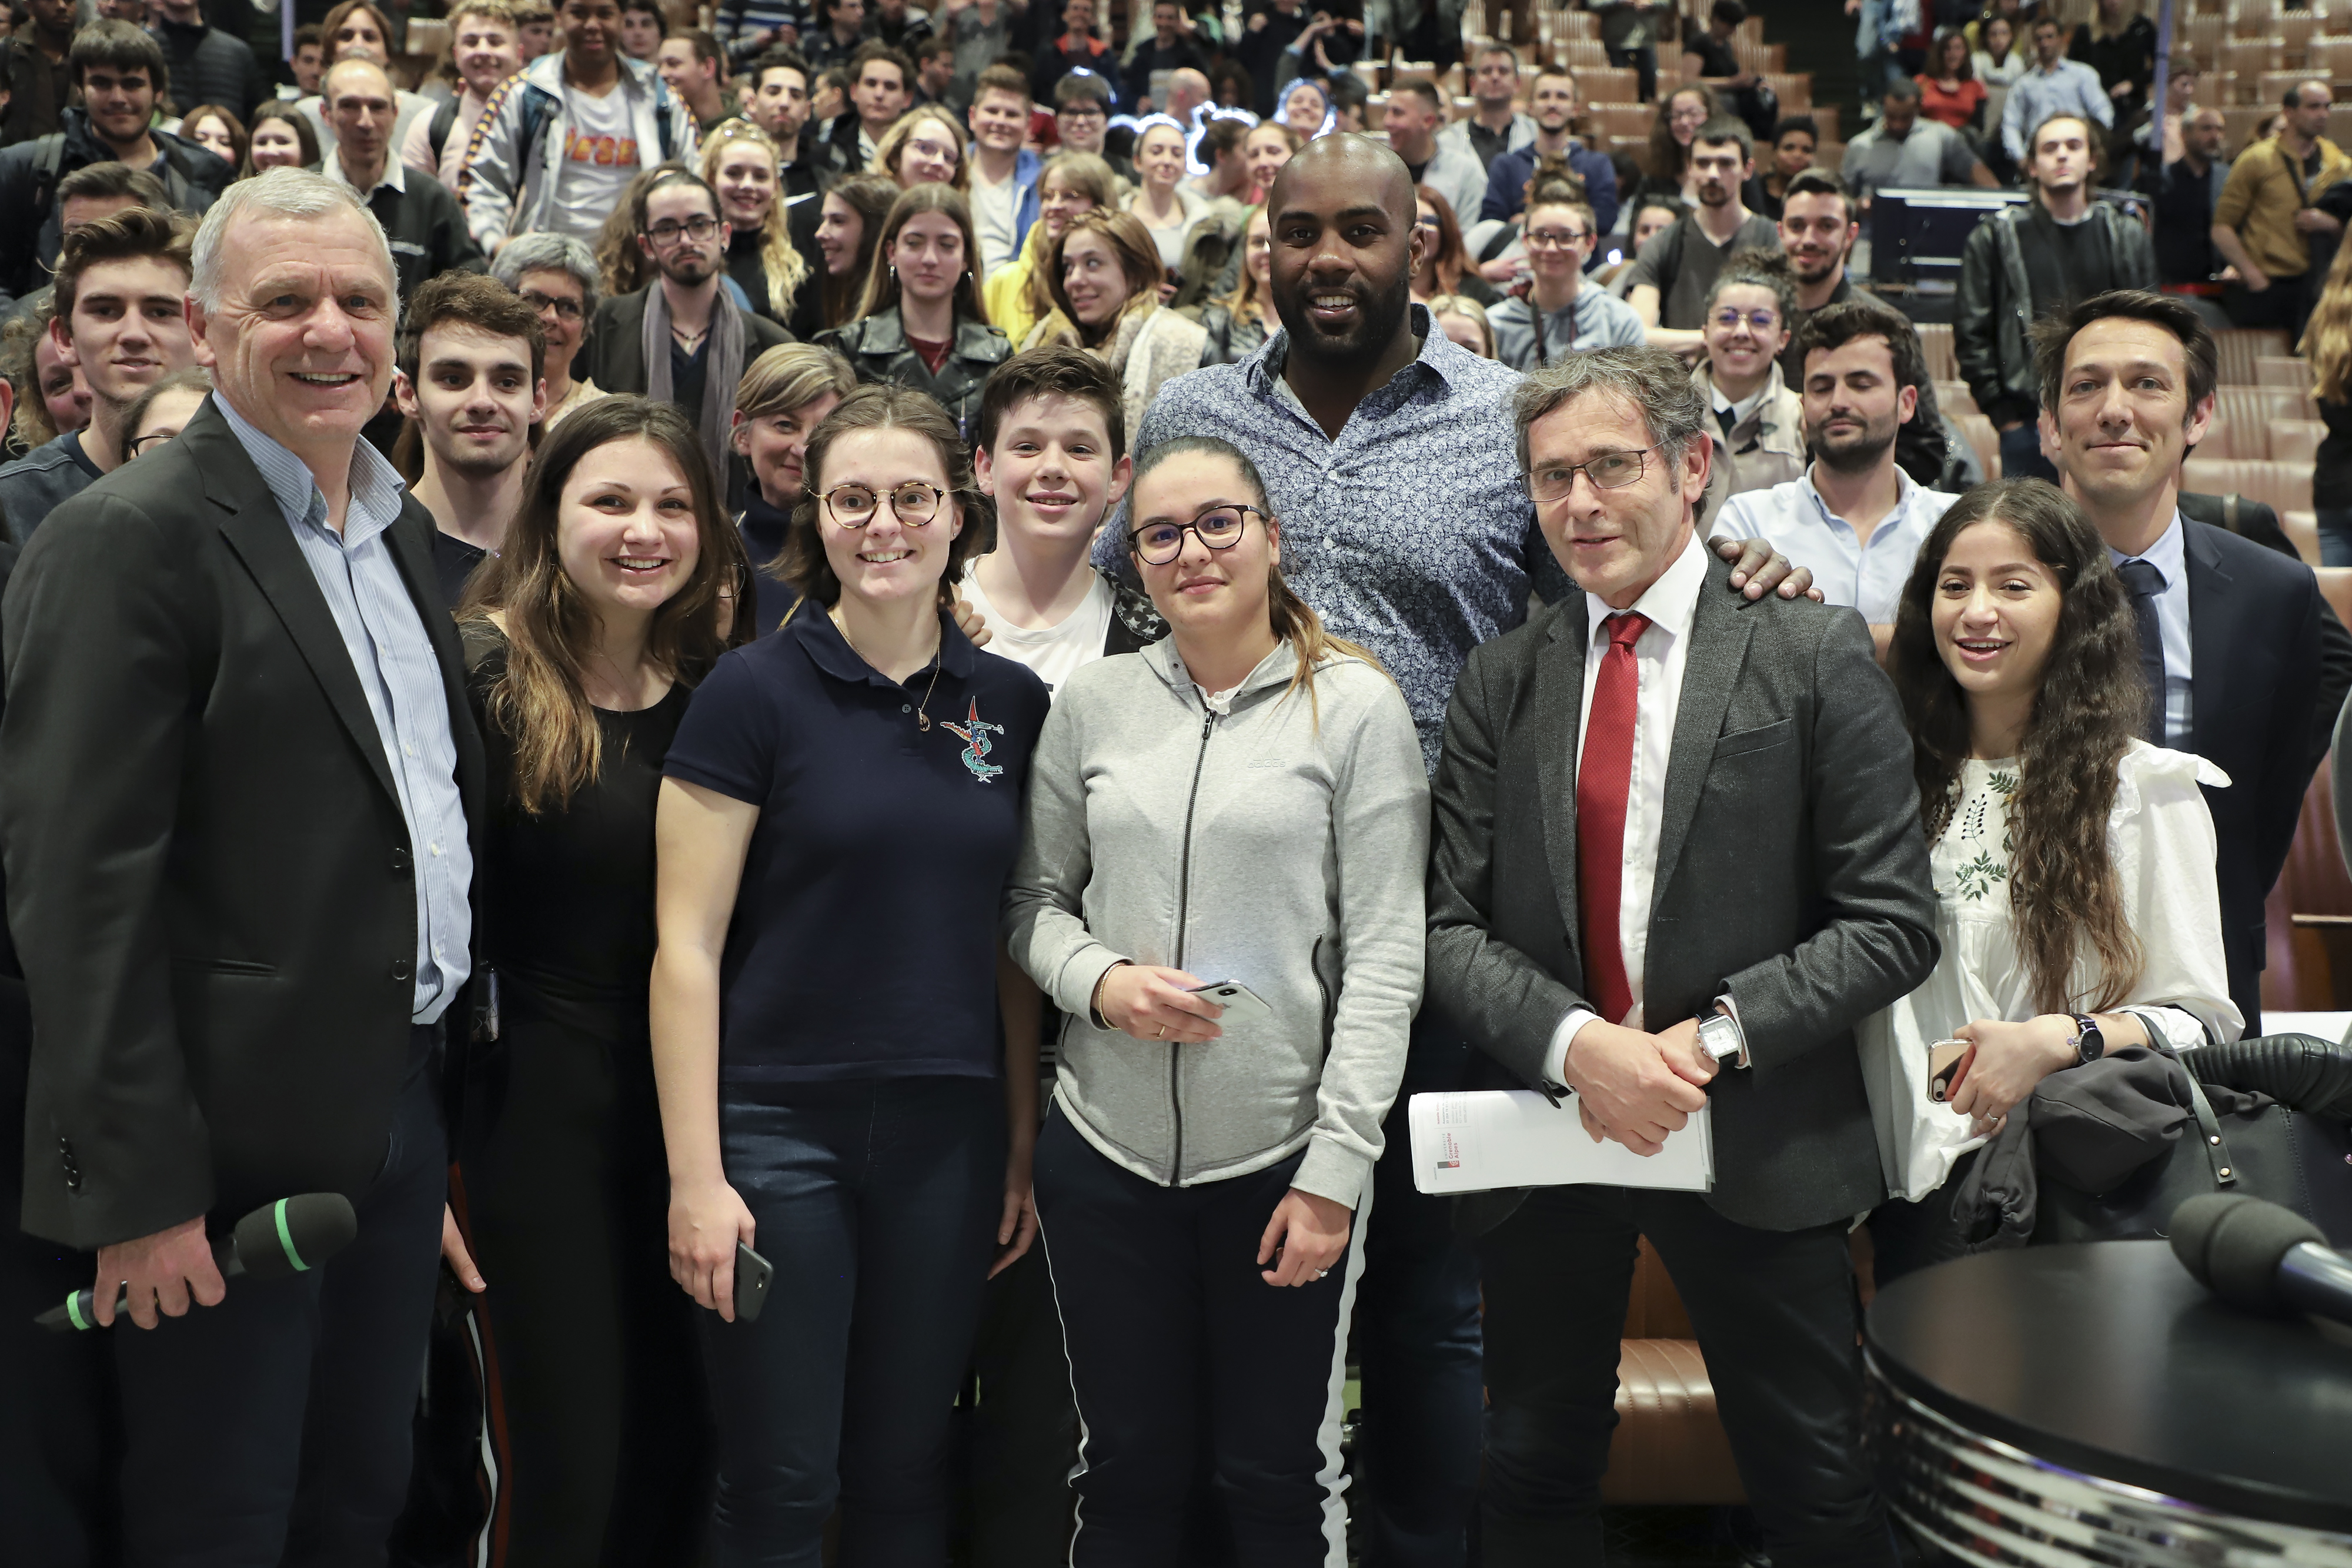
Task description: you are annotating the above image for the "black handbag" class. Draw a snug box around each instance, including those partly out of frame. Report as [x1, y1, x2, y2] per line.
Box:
[2032, 1035, 2352, 1247]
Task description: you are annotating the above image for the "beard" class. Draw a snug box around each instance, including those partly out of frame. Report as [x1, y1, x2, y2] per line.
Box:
[1812, 412, 1898, 473]
[1271, 259, 1412, 368]
[662, 251, 718, 286]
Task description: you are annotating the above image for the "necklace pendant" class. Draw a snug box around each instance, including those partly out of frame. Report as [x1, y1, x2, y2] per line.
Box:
[917, 713, 931, 731]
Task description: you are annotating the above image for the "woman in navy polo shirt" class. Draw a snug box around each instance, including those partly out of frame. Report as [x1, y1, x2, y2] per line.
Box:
[650, 382, 1051, 1566]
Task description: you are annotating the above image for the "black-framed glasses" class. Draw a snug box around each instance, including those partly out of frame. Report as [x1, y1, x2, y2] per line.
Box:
[822, 480, 946, 527]
[1128, 503, 1266, 565]
[1524, 442, 1666, 502]
[1525, 227, 1592, 250]
[519, 288, 584, 321]
[647, 215, 721, 245]
[125, 429, 179, 458]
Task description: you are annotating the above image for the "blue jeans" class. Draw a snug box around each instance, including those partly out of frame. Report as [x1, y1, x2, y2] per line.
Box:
[2318, 507, 2352, 567]
[704, 1075, 1007, 1567]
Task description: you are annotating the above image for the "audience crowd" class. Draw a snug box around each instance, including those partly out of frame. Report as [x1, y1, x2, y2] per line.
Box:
[2, 0, 2350, 1563]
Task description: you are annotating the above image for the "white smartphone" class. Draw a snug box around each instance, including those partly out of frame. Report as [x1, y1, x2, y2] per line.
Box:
[1187, 981, 1273, 1021]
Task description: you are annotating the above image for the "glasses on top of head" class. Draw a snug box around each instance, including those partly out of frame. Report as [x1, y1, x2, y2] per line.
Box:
[1524, 442, 1666, 502]
[1128, 503, 1267, 565]
[648, 215, 721, 245]
[822, 480, 947, 527]
[519, 289, 584, 320]
[1524, 226, 1592, 250]
[1710, 307, 1780, 333]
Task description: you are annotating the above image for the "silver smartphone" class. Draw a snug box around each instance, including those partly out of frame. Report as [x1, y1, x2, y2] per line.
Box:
[1187, 981, 1273, 1021]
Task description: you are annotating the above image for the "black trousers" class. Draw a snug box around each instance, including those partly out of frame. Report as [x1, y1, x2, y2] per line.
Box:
[0, 973, 121, 1568]
[1033, 1111, 1365, 1568]
[459, 977, 711, 1567]
[1476, 1186, 1895, 1568]
[960, 1240, 1080, 1567]
[113, 1040, 449, 1567]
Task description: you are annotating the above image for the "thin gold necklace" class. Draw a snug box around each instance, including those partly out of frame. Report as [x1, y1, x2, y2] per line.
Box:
[833, 606, 943, 729]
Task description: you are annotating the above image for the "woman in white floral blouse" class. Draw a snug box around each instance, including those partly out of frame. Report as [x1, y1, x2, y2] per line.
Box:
[1862, 478, 2242, 1282]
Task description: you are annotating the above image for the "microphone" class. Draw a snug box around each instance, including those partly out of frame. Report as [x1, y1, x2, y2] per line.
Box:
[2169, 1193, 2352, 1329]
[35, 1193, 360, 1332]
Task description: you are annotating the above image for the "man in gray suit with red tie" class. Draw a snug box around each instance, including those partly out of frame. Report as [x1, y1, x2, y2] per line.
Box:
[1425, 345, 1939, 1567]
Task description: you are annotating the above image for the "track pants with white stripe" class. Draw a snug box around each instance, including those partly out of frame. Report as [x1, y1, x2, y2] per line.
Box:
[1033, 1108, 1368, 1568]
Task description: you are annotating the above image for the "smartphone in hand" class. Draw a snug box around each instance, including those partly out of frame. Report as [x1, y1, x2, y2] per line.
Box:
[734, 1242, 773, 1323]
[1187, 981, 1272, 1022]
[1926, 1039, 1972, 1104]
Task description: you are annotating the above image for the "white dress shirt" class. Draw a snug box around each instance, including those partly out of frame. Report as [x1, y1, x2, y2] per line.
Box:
[1712, 463, 1960, 626]
[2107, 510, 2194, 748]
[1542, 529, 1711, 1085]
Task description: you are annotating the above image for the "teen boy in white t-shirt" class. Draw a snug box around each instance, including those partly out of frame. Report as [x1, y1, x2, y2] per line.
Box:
[966, 345, 1163, 698]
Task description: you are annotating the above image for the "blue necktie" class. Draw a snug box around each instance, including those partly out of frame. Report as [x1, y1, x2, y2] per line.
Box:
[2116, 557, 2167, 744]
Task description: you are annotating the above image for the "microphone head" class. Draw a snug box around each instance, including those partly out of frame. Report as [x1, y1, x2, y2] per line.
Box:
[2170, 1193, 2326, 1313]
[230, 1193, 360, 1283]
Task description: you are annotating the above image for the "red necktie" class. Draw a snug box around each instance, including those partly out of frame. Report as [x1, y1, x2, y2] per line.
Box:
[1576, 611, 1650, 1027]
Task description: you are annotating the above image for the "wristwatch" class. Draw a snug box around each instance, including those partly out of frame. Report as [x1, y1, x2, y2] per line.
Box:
[2071, 1014, 2106, 1066]
[1696, 1006, 1748, 1069]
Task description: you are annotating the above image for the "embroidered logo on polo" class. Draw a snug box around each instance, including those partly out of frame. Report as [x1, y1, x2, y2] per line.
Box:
[941, 697, 1004, 783]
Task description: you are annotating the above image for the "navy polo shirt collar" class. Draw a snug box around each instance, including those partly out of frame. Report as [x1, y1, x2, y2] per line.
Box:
[792, 599, 978, 688]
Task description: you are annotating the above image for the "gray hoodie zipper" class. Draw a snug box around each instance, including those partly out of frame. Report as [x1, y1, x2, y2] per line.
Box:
[1167, 701, 1217, 1182]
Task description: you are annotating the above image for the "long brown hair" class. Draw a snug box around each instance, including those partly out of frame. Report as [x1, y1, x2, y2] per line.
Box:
[853, 182, 988, 325]
[1886, 479, 2146, 1012]
[1042, 208, 1162, 350]
[459, 397, 751, 813]
[821, 175, 901, 326]
[1414, 185, 1471, 297]
[2302, 223, 2352, 403]
[775, 382, 988, 609]
[1127, 436, 1388, 725]
[1645, 84, 1719, 182]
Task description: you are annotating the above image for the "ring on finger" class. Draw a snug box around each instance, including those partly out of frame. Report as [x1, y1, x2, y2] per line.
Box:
[1155, 1024, 1166, 1038]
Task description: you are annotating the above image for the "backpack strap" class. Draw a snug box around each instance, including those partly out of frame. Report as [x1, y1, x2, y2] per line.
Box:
[29, 132, 66, 225]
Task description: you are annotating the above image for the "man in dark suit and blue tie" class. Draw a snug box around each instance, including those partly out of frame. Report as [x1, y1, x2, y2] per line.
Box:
[1425, 345, 1940, 1566]
[2033, 290, 2352, 1035]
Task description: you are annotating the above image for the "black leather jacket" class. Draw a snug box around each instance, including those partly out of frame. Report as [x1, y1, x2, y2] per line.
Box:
[1954, 200, 2157, 428]
[814, 307, 1011, 442]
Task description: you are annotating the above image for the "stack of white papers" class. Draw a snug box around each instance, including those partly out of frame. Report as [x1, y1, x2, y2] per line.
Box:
[1407, 1090, 1715, 1195]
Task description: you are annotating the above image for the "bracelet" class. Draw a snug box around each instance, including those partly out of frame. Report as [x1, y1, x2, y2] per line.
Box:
[1089, 960, 1128, 1031]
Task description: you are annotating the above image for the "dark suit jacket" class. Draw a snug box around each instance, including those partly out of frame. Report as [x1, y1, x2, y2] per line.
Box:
[2164, 506, 2333, 1031]
[2177, 490, 2352, 777]
[0, 399, 484, 1249]
[579, 285, 796, 408]
[1425, 551, 1939, 1236]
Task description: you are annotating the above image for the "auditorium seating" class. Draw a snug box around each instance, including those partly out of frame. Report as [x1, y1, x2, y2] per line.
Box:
[1601, 1241, 1745, 1505]
[2181, 457, 2314, 515]
[2266, 708, 2352, 1013]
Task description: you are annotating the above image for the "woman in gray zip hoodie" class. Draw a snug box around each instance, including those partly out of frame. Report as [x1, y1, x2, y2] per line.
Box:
[1003, 436, 1428, 1560]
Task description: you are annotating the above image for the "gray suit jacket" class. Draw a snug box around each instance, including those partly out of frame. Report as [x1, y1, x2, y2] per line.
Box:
[1425, 550, 1939, 1236]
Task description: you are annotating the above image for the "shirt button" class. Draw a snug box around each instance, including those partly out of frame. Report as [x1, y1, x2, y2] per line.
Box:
[429, 842, 441, 857]
[390, 847, 410, 873]
[902, 704, 912, 713]
[391, 958, 414, 982]
[403, 743, 415, 757]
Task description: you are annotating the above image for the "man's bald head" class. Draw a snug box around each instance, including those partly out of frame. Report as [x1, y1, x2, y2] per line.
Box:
[1267, 132, 1416, 228]
[323, 55, 398, 173]
[1264, 133, 1424, 372]
[323, 54, 393, 97]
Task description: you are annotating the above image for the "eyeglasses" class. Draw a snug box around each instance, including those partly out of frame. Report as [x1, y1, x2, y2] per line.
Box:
[822, 480, 947, 527]
[1524, 442, 1665, 502]
[647, 215, 721, 245]
[1415, 215, 1442, 230]
[519, 289, 584, 320]
[1710, 307, 1781, 333]
[1129, 503, 1265, 564]
[125, 429, 178, 457]
[1525, 228, 1592, 249]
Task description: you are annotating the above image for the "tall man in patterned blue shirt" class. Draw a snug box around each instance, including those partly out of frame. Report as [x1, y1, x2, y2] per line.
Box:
[0, 168, 482, 1564]
[1111, 131, 1809, 1568]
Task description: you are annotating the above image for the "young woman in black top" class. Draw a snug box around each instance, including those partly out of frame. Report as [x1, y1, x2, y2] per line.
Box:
[455, 396, 752, 1566]
[816, 184, 1013, 440]
[653, 382, 1050, 1564]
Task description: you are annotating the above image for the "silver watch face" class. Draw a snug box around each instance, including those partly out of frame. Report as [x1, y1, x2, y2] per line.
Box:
[1698, 1014, 1739, 1060]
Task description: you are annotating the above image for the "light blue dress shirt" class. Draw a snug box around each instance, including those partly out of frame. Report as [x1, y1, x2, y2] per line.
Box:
[2001, 58, 2115, 163]
[1711, 464, 1961, 626]
[218, 396, 473, 1024]
[2109, 510, 2194, 748]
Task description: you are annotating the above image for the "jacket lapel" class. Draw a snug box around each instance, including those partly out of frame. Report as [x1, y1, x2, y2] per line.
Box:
[2184, 516, 2229, 763]
[1535, 598, 1591, 945]
[1652, 556, 1752, 910]
[196, 406, 405, 811]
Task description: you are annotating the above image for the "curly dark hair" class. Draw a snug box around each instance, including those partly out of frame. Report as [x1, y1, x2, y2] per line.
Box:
[1886, 478, 2147, 1013]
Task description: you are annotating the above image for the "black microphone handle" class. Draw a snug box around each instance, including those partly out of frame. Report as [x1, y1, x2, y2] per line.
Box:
[2279, 1241, 2352, 1329]
[35, 1235, 245, 1332]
